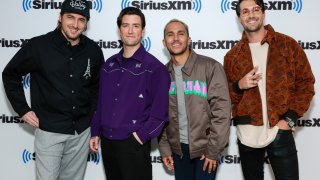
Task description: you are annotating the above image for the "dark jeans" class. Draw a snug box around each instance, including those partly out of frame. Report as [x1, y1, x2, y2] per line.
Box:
[172, 143, 217, 180]
[101, 135, 152, 180]
[238, 129, 299, 180]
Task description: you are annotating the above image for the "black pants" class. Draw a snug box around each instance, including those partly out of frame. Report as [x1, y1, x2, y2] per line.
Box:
[101, 135, 152, 180]
[238, 129, 299, 180]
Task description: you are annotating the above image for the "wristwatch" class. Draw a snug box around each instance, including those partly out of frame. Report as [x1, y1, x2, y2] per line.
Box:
[285, 117, 295, 129]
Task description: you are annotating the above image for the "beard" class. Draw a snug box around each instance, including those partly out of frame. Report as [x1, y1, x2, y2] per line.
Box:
[61, 27, 82, 42]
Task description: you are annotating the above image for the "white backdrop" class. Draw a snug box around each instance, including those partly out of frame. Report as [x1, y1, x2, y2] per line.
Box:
[0, 0, 319, 180]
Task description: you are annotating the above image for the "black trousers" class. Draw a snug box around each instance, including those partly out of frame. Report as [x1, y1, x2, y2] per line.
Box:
[238, 129, 299, 180]
[101, 135, 152, 180]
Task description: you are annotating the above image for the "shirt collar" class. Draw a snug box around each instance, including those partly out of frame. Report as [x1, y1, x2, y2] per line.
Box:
[115, 44, 146, 63]
[168, 49, 197, 77]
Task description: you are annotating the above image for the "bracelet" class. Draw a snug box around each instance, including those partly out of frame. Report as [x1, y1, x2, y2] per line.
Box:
[285, 117, 295, 129]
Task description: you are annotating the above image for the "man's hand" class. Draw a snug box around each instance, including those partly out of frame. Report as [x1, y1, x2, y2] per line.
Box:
[133, 132, 143, 145]
[21, 111, 39, 128]
[162, 156, 174, 171]
[238, 66, 262, 90]
[276, 120, 291, 130]
[200, 154, 217, 173]
[89, 136, 100, 153]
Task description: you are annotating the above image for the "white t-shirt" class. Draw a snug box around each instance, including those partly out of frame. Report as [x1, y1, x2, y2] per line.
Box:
[237, 42, 279, 148]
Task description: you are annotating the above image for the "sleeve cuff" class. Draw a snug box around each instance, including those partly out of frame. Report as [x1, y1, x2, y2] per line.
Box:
[279, 109, 299, 125]
[90, 127, 100, 137]
[135, 130, 148, 144]
[232, 81, 244, 94]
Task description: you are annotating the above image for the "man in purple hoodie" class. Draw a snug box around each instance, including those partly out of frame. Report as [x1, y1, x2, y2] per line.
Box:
[89, 7, 170, 180]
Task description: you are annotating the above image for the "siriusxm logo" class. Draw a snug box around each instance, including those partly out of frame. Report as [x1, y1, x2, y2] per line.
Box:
[298, 40, 320, 50]
[22, 0, 103, 13]
[1, 114, 25, 123]
[97, 40, 123, 49]
[218, 154, 241, 164]
[142, 37, 151, 51]
[218, 154, 270, 165]
[0, 38, 29, 48]
[220, 0, 231, 13]
[191, 40, 239, 50]
[150, 156, 163, 163]
[88, 152, 100, 165]
[220, 0, 303, 13]
[191, 39, 319, 50]
[121, 0, 202, 13]
[91, 0, 103, 12]
[296, 118, 320, 127]
[23, 74, 31, 89]
[22, 149, 101, 164]
[96, 37, 151, 51]
[293, 0, 303, 13]
[22, 149, 36, 164]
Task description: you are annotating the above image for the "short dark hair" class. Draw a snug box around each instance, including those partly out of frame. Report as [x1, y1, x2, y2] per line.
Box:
[117, 7, 146, 29]
[163, 19, 189, 38]
[236, 0, 266, 17]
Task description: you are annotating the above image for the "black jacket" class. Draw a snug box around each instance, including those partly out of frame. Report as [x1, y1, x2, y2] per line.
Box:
[2, 29, 104, 134]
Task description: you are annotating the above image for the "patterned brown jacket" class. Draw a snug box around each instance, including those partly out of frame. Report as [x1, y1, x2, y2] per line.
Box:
[224, 24, 315, 127]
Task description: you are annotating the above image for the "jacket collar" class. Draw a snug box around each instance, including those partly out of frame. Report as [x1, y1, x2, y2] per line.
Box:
[115, 44, 146, 63]
[230, 24, 277, 57]
[168, 49, 198, 77]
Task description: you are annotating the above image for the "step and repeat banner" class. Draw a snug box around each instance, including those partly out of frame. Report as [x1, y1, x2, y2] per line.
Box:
[0, 0, 319, 179]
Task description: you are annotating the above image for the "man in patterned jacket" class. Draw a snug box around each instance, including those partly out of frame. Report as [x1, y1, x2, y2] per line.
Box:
[224, 0, 315, 180]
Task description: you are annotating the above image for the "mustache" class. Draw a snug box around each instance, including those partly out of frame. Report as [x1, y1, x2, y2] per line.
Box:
[247, 17, 258, 21]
